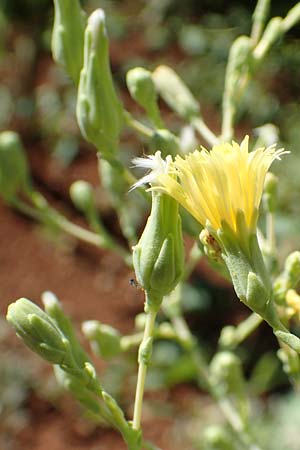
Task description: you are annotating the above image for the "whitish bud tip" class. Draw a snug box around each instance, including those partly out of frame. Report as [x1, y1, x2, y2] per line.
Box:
[88, 9, 106, 35]
[82, 320, 98, 337]
[41, 291, 59, 308]
[0, 131, 19, 145]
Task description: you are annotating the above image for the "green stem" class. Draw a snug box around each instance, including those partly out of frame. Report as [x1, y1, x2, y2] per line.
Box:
[12, 197, 132, 266]
[191, 117, 219, 146]
[170, 313, 262, 450]
[266, 211, 276, 252]
[251, 0, 271, 45]
[132, 305, 157, 431]
[124, 111, 154, 138]
[220, 313, 263, 350]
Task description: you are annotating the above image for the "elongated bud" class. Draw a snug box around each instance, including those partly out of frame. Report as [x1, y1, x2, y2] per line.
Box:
[126, 67, 163, 127]
[82, 320, 121, 359]
[7, 298, 74, 366]
[263, 172, 278, 213]
[149, 129, 180, 157]
[253, 17, 283, 60]
[210, 351, 245, 397]
[42, 291, 90, 367]
[70, 180, 95, 214]
[0, 131, 31, 202]
[222, 36, 252, 140]
[223, 36, 252, 104]
[274, 251, 300, 304]
[132, 192, 184, 310]
[152, 65, 199, 120]
[52, 0, 85, 84]
[76, 9, 123, 156]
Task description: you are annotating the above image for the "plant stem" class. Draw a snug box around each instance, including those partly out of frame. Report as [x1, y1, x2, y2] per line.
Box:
[170, 313, 262, 450]
[266, 211, 275, 252]
[124, 111, 154, 138]
[251, 0, 270, 46]
[11, 197, 132, 266]
[132, 305, 157, 431]
[191, 117, 219, 146]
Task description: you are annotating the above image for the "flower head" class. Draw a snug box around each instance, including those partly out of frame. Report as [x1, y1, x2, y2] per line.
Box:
[130, 150, 173, 190]
[152, 136, 286, 239]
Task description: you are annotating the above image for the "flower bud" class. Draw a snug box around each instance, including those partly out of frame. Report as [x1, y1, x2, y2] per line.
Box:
[132, 192, 184, 310]
[223, 36, 252, 105]
[200, 228, 222, 261]
[210, 351, 245, 398]
[149, 129, 180, 157]
[76, 9, 123, 156]
[126, 67, 163, 127]
[263, 172, 278, 213]
[274, 251, 300, 304]
[0, 131, 31, 202]
[42, 291, 90, 367]
[69, 180, 95, 214]
[52, 0, 85, 84]
[82, 320, 121, 359]
[152, 65, 199, 120]
[203, 425, 234, 450]
[7, 298, 74, 366]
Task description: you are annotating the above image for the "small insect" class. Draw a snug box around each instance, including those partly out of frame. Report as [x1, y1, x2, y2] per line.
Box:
[129, 278, 139, 288]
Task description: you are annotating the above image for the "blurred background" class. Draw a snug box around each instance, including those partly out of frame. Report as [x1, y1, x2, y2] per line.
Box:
[1, 1, 300, 449]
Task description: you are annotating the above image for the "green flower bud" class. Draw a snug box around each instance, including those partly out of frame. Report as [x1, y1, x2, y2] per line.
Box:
[0, 131, 31, 202]
[274, 251, 300, 304]
[69, 180, 95, 214]
[210, 351, 245, 397]
[76, 9, 123, 156]
[82, 320, 121, 359]
[52, 0, 86, 84]
[149, 129, 180, 157]
[42, 291, 90, 367]
[263, 172, 278, 213]
[224, 36, 252, 105]
[135, 313, 147, 330]
[200, 228, 222, 261]
[126, 67, 163, 127]
[203, 425, 234, 450]
[132, 192, 184, 310]
[152, 65, 199, 120]
[6, 298, 74, 366]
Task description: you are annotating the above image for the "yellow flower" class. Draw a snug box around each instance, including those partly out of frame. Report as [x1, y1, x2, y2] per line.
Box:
[154, 136, 286, 237]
